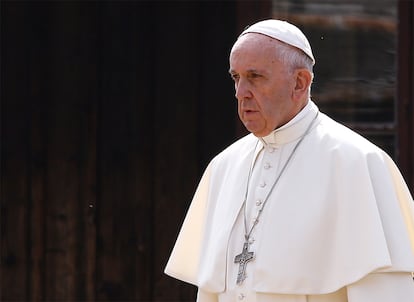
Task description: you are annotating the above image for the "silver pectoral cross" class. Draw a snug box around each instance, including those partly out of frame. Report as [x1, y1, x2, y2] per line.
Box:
[234, 241, 254, 285]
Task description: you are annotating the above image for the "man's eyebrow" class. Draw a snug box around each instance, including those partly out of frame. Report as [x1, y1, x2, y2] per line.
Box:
[228, 68, 263, 74]
[246, 69, 264, 74]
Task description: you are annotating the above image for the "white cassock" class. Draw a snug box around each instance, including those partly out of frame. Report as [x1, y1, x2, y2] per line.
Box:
[165, 100, 414, 301]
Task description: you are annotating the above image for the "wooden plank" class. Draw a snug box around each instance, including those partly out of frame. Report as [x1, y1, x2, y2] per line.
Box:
[24, 4, 53, 300]
[78, 69, 98, 302]
[96, 6, 128, 300]
[96, 2, 155, 300]
[1, 3, 30, 300]
[36, 2, 98, 299]
[28, 65, 47, 301]
[0, 107, 30, 301]
[397, 0, 414, 193]
[76, 4, 99, 301]
[151, 2, 200, 300]
[125, 5, 155, 300]
[411, 1, 414, 193]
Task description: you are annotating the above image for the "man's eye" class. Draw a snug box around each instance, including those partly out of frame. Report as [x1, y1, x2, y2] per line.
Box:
[250, 73, 261, 79]
[231, 74, 239, 81]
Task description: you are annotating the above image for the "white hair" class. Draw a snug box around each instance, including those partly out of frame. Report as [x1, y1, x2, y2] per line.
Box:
[273, 39, 314, 73]
[273, 39, 314, 96]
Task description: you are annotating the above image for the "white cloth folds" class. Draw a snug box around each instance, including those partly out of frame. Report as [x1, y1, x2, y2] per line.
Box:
[165, 101, 414, 298]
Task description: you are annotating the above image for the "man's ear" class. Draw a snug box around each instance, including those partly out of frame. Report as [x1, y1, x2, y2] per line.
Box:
[292, 69, 312, 101]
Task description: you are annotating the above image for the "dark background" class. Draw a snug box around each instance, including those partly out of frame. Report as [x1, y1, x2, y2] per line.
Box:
[1, 1, 270, 301]
[1, 0, 412, 301]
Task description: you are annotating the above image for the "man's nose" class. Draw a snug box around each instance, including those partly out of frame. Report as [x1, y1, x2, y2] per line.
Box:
[235, 78, 253, 100]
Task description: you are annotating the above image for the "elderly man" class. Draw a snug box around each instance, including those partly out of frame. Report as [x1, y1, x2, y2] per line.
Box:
[165, 19, 414, 301]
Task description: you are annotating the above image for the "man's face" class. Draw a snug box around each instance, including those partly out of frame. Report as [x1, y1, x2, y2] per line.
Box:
[229, 33, 298, 137]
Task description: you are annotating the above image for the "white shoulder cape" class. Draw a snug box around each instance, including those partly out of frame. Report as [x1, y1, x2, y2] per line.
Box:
[165, 112, 414, 295]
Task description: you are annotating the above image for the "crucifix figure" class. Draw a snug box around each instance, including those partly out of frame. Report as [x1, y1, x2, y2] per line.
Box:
[234, 242, 254, 285]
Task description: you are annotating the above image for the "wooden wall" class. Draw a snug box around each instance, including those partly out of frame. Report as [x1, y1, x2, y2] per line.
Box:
[397, 0, 414, 191]
[1, 1, 270, 301]
[1, 1, 412, 301]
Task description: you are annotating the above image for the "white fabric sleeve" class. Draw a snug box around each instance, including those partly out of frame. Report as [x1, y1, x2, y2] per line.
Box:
[347, 272, 414, 301]
[197, 288, 218, 302]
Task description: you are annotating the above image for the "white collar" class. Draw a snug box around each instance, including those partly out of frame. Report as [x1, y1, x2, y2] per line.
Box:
[259, 100, 317, 147]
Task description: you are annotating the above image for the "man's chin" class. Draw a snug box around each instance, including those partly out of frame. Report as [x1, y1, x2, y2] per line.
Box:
[243, 122, 271, 137]
[248, 128, 271, 138]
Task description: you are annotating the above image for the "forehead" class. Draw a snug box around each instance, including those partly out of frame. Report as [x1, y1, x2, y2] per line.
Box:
[230, 33, 280, 69]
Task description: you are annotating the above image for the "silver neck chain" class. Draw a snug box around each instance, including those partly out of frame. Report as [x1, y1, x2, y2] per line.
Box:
[242, 112, 319, 242]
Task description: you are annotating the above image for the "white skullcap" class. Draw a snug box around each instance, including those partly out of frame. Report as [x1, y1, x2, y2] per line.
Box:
[240, 19, 315, 65]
